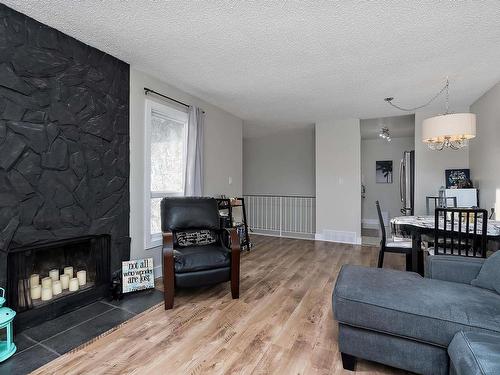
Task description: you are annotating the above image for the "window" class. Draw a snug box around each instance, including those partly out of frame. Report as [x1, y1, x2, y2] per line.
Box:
[145, 99, 188, 248]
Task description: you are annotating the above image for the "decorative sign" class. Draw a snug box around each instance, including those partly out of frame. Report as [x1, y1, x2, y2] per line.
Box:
[122, 258, 154, 293]
[445, 169, 471, 189]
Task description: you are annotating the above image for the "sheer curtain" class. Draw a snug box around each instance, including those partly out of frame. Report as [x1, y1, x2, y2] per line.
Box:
[184, 106, 204, 196]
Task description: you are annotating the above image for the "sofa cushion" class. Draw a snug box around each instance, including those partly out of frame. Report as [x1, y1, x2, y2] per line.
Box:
[174, 244, 230, 273]
[333, 265, 500, 347]
[449, 331, 500, 375]
[471, 251, 500, 294]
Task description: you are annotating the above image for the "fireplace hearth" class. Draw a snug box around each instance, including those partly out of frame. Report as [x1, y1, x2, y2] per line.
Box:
[7, 235, 111, 330]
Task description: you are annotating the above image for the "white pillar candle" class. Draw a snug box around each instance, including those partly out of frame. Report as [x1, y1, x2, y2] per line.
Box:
[30, 274, 40, 288]
[64, 266, 73, 278]
[41, 277, 52, 288]
[41, 286, 53, 301]
[30, 285, 41, 300]
[69, 278, 79, 292]
[49, 269, 59, 281]
[77, 270, 87, 286]
[52, 280, 62, 295]
[60, 274, 70, 290]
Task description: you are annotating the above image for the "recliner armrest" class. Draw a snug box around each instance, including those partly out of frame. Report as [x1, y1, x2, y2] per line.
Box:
[162, 232, 174, 309]
[226, 228, 240, 299]
[425, 255, 484, 284]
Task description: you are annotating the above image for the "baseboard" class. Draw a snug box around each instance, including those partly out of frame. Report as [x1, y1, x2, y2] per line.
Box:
[315, 230, 361, 245]
[250, 231, 316, 241]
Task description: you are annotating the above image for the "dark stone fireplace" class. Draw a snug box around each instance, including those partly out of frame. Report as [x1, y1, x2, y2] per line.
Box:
[8, 235, 111, 329]
[0, 4, 130, 328]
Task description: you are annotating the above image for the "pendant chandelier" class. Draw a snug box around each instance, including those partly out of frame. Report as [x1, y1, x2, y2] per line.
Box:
[379, 126, 391, 142]
[384, 79, 476, 150]
[422, 112, 476, 150]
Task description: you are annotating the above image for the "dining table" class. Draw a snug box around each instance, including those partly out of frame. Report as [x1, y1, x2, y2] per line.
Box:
[390, 215, 500, 274]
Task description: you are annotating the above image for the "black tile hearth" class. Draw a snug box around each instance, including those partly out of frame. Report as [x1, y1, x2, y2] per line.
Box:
[0, 344, 58, 375]
[42, 307, 134, 355]
[109, 288, 164, 314]
[11, 333, 37, 353]
[0, 290, 163, 375]
[21, 301, 113, 342]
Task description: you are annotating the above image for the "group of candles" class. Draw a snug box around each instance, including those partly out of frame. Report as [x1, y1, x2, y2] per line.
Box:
[29, 267, 87, 302]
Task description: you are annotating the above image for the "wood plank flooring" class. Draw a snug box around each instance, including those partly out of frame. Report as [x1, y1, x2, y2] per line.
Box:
[32, 235, 409, 375]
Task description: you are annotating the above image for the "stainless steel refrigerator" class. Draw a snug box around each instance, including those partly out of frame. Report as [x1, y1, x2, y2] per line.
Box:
[399, 150, 415, 215]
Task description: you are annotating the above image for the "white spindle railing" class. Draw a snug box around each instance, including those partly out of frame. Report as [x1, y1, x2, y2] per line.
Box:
[244, 195, 316, 238]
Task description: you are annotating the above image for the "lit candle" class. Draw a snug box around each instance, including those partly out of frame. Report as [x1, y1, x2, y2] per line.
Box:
[68, 278, 79, 292]
[41, 277, 52, 288]
[64, 266, 73, 278]
[77, 270, 87, 286]
[52, 280, 62, 296]
[41, 286, 53, 301]
[30, 285, 41, 300]
[30, 274, 40, 288]
[49, 269, 59, 281]
[60, 274, 70, 290]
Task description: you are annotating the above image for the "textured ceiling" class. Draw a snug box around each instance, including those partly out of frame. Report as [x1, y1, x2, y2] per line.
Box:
[360, 115, 415, 140]
[5, 1, 500, 126]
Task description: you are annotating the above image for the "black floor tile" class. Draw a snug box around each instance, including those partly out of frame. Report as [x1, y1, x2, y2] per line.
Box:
[21, 301, 113, 342]
[42, 307, 134, 355]
[0, 344, 58, 375]
[13, 333, 37, 353]
[110, 289, 163, 314]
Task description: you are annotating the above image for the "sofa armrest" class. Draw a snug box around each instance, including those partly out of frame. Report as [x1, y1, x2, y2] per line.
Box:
[425, 255, 484, 284]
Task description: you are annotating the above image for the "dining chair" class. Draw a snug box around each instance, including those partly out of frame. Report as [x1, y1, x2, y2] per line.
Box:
[376, 201, 413, 270]
[429, 207, 488, 258]
[425, 196, 458, 215]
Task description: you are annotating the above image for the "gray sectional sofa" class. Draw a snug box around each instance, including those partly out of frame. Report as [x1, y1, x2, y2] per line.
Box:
[332, 255, 500, 375]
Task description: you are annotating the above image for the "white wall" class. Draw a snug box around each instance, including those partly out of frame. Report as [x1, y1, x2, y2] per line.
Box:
[470, 82, 500, 219]
[361, 137, 414, 225]
[315, 119, 361, 244]
[243, 126, 315, 196]
[414, 109, 469, 215]
[130, 68, 243, 274]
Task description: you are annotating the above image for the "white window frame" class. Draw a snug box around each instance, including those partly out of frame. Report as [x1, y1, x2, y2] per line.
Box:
[144, 98, 188, 249]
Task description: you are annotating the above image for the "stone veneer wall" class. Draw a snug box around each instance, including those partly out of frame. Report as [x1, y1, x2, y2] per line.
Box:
[0, 4, 130, 286]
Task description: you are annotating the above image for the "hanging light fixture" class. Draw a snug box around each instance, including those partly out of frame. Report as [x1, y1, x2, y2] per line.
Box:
[379, 126, 391, 142]
[384, 79, 476, 150]
[422, 113, 476, 150]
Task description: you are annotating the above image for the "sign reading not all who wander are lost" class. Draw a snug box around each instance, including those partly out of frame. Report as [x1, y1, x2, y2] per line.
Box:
[122, 258, 155, 293]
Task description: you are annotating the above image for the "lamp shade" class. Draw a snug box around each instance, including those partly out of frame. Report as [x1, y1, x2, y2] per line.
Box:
[422, 113, 476, 143]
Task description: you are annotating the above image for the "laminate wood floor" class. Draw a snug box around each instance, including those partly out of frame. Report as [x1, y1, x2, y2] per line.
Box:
[32, 235, 410, 375]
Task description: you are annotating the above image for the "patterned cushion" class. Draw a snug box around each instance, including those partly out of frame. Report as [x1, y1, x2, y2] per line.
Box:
[176, 230, 218, 247]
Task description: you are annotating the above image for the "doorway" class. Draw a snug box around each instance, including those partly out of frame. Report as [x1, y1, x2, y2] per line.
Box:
[360, 115, 415, 246]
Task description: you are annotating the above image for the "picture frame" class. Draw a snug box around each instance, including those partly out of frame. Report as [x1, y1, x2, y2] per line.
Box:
[445, 169, 471, 189]
[376, 160, 393, 184]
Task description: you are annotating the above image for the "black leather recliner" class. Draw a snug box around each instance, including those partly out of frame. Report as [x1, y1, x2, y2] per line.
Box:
[160, 197, 240, 309]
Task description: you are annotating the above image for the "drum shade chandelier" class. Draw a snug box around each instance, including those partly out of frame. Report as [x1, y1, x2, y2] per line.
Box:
[385, 79, 476, 150]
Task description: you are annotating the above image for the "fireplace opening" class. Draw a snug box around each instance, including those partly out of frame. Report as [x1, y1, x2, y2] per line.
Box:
[7, 235, 111, 331]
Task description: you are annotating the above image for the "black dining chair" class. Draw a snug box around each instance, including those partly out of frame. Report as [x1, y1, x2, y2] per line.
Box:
[428, 207, 488, 258]
[376, 201, 413, 270]
[425, 196, 458, 215]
